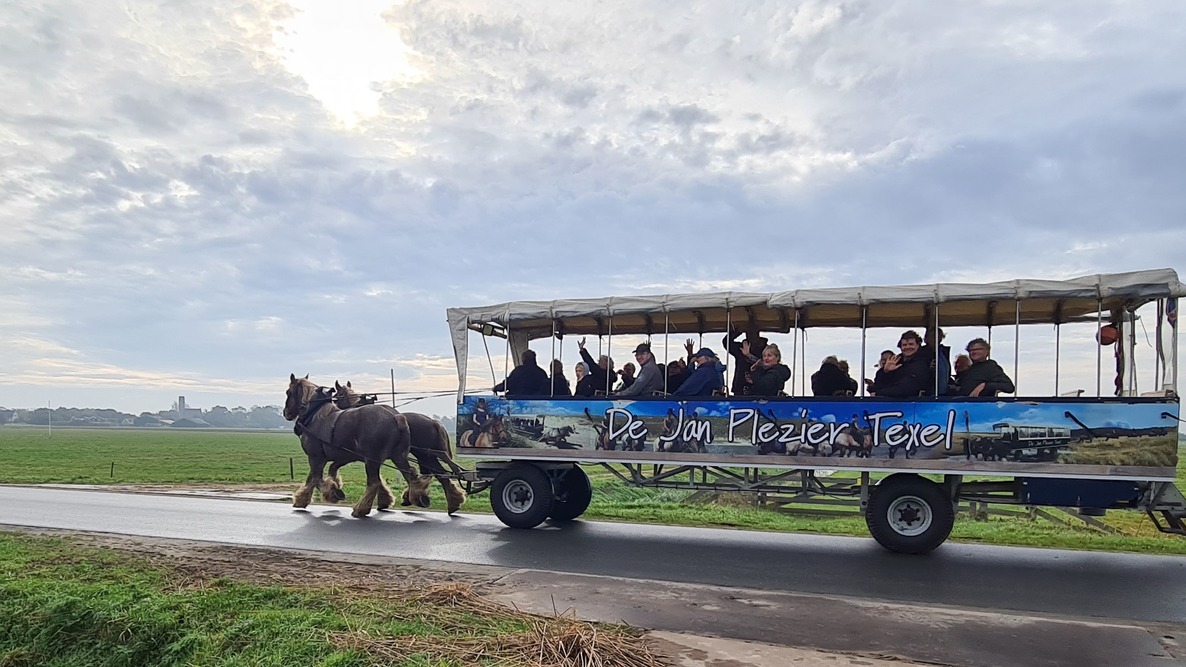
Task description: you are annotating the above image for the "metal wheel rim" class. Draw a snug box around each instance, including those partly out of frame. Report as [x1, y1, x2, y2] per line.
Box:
[886, 495, 932, 537]
[501, 479, 535, 514]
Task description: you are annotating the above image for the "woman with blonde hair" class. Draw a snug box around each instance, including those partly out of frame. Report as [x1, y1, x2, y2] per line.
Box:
[749, 343, 791, 397]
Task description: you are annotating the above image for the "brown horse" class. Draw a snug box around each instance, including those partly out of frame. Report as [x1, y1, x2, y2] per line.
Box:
[333, 381, 467, 515]
[459, 414, 506, 449]
[284, 374, 431, 518]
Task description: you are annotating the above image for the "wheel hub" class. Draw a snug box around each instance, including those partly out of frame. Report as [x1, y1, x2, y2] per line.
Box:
[502, 479, 534, 514]
[887, 495, 933, 537]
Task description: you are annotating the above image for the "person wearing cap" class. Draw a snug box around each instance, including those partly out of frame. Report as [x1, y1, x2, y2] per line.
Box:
[613, 342, 666, 397]
[673, 347, 725, 397]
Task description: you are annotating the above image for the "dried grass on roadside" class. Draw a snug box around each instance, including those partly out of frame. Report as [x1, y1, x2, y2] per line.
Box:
[333, 582, 665, 667]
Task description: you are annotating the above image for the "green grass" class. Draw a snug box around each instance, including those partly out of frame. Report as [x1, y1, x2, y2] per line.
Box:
[3, 426, 1186, 555]
[0, 531, 532, 667]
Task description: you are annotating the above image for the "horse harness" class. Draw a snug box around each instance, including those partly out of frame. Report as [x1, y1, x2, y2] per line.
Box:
[294, 392, 453, 479]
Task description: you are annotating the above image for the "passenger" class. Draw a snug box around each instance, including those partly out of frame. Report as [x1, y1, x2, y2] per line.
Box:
[673, 347, 725, 397]
[872, 331, 931, 398]
[921, 327, 953, 396]
[811, 356, 853, 397]
[550, 359, 572, 397]
[577, 337, 615, 395]
[953, 338, 1015, 397]
[574, 360, 597, 397]
[665, 360, 686, 393]
[837, 359, 859, 395]
[493, 349, 551, 397]
[614, 343, 666, 397]
[749, 344, 791, 397]
[864, 350, 894, 395]
[616, 362, 637, 391]
[724, 327, 768, 396]
[953, 353, 972, 374]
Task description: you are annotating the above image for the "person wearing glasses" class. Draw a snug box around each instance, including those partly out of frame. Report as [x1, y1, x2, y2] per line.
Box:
[953, 338, 1015, 397]
[613, 343, 666, 397]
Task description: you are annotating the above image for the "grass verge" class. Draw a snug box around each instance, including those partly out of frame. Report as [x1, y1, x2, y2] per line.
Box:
[0, 531, 658, 667]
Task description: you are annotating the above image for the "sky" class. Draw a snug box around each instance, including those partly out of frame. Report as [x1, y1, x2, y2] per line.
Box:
[1, 0, 1184, 418]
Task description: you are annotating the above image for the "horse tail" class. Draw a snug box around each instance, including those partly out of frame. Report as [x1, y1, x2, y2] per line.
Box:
[433, 420, 465, 475]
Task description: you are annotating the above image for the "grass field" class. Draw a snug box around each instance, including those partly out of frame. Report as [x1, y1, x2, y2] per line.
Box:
[3, 425, 1186, 555]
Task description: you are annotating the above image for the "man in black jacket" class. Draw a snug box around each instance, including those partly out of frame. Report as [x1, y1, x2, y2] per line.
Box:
[873, 330, 931, 398]
[953, 338, 1015, 397]
[493, 349, 551, 397]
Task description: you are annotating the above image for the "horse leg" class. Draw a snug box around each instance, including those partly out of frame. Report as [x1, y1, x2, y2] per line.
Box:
[351, 461, 383, 518]
[293, 455, 325, 508]
[438, 475, 467, 515]
[393, 448, 432, 509]
[324, 462, 347, 503]
[376, 477, 395, 511]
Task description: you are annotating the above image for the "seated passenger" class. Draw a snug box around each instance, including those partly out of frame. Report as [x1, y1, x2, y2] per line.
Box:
[673, 347, 725, 396]
[614, 343, 666, 397]
[872, 331, 931, 398]
[724, 328, 768, 396]
[665, 360, 686, 393]
[953, 354, 972, 374]
[865, 350, 894, 395]
[550, 359, 572, 397]
[921, 327, 953, 396]
[953, 338, 1015, 397]
[577, 337, 615, 395]
[811, 356, 854, 396]
[749, 344, 791, 397]
[616, 362, 636, 391]
[574, 361, 596, 397]
[493, 349, 550, 397]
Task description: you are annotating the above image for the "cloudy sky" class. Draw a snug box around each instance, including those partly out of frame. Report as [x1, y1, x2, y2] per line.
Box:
[1, 0, 1183, 417]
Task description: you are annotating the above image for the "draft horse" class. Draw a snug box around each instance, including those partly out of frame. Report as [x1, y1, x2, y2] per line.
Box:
[333, 381, 468, 515]
[284, 374, 431, 518]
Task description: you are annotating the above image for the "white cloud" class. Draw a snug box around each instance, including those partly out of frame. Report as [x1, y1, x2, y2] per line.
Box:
[0, 0, 1183, 413]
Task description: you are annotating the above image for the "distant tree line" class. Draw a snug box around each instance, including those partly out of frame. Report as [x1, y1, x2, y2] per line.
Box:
[0, 405, 288, 429]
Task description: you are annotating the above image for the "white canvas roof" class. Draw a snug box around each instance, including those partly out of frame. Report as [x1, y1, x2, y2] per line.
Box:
[446, 269, 1184, 398]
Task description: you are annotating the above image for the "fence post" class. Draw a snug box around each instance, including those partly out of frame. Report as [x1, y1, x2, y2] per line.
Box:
[290, 457, 294, 480]
[110, 462, 114, 478]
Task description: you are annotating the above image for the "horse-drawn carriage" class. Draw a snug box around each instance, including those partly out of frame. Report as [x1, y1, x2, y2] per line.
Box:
[447, 269, 1185, 554]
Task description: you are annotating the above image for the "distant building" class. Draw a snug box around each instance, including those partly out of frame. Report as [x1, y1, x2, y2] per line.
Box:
[177, 396, 203, 419]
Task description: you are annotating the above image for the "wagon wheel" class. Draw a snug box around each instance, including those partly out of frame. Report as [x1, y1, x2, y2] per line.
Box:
[865, 474, 954, 554]
[548, 466, 593, 522]
[490, 463, 555, 529]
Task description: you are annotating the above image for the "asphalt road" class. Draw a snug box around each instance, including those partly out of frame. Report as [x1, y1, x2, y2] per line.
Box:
[3, 485, 1185, 627]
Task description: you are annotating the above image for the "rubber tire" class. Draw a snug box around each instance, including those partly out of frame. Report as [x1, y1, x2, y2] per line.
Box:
[865, 475, 954, 555]
[490, 464, 555, 529]
[548, 466, 593, 522]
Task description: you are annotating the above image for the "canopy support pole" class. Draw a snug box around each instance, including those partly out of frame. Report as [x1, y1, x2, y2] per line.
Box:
[860, 306, 868, 397]
[1014, 300, 1020, 396]
[1097, 297, 1103, 397]
[725, 304, 732, 397]
[791, 310, 799, 397]
[1054, 323, 1061, 396]
[550, 320, 557, 397]
[663, 312, 670, 394]
[934, 302, 941, 396]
